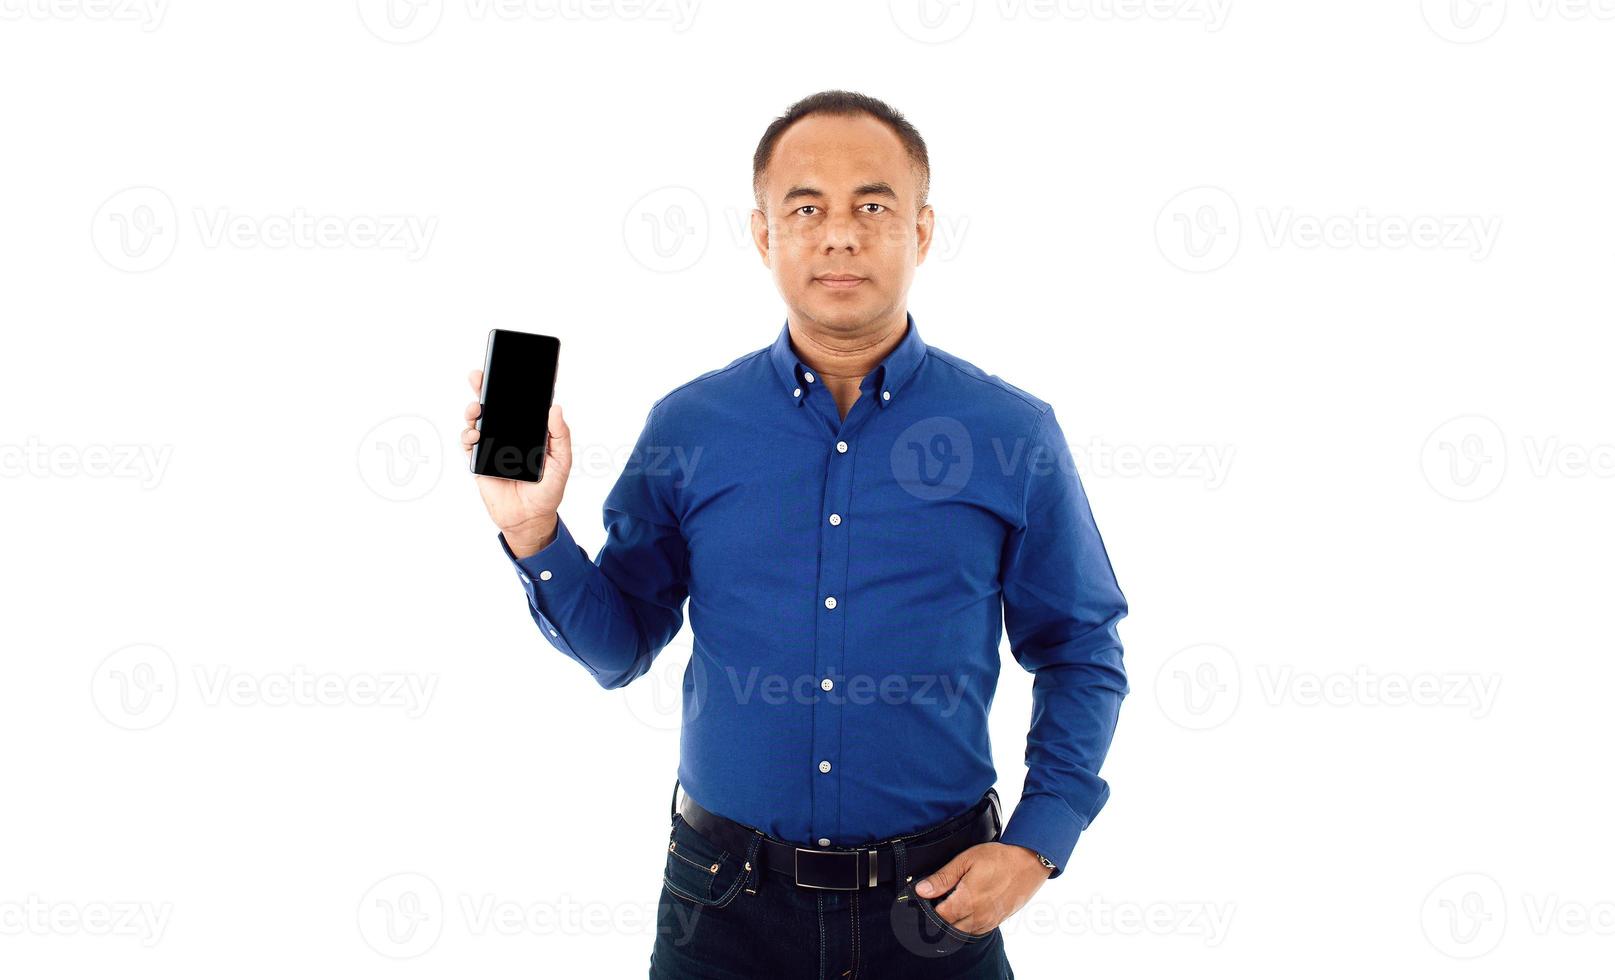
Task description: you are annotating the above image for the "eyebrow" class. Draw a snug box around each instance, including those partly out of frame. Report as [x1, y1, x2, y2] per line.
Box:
[781, 182, 899, 204]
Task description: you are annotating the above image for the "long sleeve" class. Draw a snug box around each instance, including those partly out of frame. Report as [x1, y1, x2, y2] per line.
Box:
[995, 406, 1129, 879]
[497, 404, 690, 690]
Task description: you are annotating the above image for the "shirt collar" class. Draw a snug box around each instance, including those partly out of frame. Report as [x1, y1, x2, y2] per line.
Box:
[768, 312, 928, 409]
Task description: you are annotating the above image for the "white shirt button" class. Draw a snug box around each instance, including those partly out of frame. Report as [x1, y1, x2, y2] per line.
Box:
[824, 596, 837, 610]
[882, 390, 891, 401]
[821, 677, 834, 691]
[803, 371, 815, 383]
[539, 570, 552, 581]
[549, 628, 558, 636]
[793, 387, 801, 397]
[818, 760, 832, 773]
[835, 441, 848, 454]
[519, 574, 530, 584]
[818, 838, 831, 846]
[828, 513, 841, 526]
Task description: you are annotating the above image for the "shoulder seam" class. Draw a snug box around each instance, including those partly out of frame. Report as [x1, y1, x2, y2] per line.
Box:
[651, 348, 771, 414]
[929, 350, 1047, 412]
[1017, 404, 1055, 528]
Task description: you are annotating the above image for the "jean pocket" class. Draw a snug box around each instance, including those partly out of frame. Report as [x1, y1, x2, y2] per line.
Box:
[663, 814, 753, 909]
[902, 877, 994, 945]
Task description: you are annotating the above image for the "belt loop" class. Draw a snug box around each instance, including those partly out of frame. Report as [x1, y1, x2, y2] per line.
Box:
[669, 776, 680, 823]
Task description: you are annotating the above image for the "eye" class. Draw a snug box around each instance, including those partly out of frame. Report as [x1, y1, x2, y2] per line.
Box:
[795, 205, 820, 216]
[860, 203, 887, 214]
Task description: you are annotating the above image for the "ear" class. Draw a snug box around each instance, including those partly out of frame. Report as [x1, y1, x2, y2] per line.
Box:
[914, 204, 936, 266]
[750, 207, 771, 268]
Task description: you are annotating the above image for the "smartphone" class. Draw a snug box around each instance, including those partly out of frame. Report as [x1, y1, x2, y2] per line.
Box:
[471, 329, 560, 483]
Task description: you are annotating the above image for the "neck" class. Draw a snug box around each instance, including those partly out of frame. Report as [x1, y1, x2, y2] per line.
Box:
[786, 310, 908, 387]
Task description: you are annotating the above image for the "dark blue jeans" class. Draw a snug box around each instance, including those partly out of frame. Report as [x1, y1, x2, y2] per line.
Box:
[649, 808, 1015, 979]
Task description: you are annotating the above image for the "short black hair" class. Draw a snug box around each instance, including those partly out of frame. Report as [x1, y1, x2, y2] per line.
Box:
[752, 90, 931, 211]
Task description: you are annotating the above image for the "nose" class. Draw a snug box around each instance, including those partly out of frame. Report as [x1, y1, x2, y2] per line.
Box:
[820, 210, 859, 253]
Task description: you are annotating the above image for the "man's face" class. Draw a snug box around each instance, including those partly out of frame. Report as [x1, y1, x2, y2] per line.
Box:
[751, 112, 935, 335]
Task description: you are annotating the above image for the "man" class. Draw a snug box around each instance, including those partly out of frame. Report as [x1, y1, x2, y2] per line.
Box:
[461, 90, 1128, 979]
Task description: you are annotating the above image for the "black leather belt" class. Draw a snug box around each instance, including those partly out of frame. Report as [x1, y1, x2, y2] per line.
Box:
[671, 780, 1002, 892]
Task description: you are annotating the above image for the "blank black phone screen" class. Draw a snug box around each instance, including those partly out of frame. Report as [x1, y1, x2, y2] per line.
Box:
[471, 329, 560, 483]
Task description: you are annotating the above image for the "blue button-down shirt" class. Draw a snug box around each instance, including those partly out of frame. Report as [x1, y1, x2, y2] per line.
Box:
[498, 313, 1127, 877]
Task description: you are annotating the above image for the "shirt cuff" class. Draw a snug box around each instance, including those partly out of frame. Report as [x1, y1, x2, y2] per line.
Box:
[999, 793, 1086, 880]
[497, 518, 596, 665]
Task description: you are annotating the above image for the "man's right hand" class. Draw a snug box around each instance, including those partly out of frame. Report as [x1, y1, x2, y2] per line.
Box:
[463, 369, 572, 558]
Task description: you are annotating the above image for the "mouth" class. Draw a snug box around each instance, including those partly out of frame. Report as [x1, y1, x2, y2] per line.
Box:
[814, 275, 867, 290]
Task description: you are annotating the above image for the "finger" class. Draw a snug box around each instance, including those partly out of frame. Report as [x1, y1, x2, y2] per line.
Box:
[464, 399, 481, 424]
[916, 860, 966, 898]
[461, 426, 481, 449]
[468, 369, 483, 395]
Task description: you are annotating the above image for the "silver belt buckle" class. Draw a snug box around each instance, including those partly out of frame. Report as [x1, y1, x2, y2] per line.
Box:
[793, 846, 865, 891]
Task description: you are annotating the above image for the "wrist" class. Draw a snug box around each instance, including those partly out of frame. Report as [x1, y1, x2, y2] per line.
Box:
[503, 515, 558, 558]
[1006, 843, 1055, 877]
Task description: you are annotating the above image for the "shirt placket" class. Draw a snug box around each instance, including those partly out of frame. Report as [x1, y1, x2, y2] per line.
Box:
[804, 374, 880, 845]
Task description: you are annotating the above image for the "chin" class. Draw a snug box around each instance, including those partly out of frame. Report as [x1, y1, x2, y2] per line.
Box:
[805, 298, 877, 326]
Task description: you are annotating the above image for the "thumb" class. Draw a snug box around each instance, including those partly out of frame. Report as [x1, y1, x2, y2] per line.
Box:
[915, 857, 966, 898]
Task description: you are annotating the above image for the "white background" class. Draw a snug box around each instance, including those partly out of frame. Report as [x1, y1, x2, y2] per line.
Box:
[3, 0, 1612, 976]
